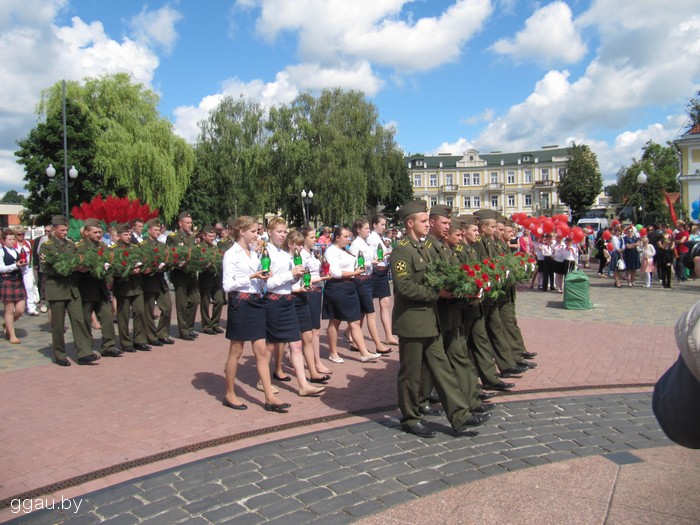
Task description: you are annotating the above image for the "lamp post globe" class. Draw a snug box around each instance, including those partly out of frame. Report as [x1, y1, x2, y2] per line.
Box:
[637, 172, 648, 185]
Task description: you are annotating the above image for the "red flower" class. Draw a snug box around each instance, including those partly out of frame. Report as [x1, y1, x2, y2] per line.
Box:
[154, 247, 159, 253]
[97, 250, 104, 256]
[473, 264, 481, 271]
[461, 264, 471, 271]
[499, 253, 505, 257]
[475, 278, 483, 288]
[482, 272, 489, 281]
[152, 262, 158, 266]
[489, 263, 496, 270]
[485, 285, 491, 292]
[121, 261, 127, 266]
[483, 259, 489, 264]
[467, 270, 476, 277]
[123, 251, 129, 256]
[528, 258, 536, 263]
[500, 265, 506, 271]
[201, 248, 206, 253]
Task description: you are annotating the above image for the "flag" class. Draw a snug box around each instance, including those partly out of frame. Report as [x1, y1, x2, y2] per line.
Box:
[663, 191, 679, 224]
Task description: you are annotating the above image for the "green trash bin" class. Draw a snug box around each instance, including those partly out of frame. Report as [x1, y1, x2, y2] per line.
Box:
[563, 270, 593, 310]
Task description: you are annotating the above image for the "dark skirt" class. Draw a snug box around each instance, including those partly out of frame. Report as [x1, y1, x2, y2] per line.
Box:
[372, 266, 391, 298]
[355, 277, 375, 314]
[225, 292, 266, 341]
[554, 260, 568, 275]
[322, 279, 361, 322]
[623, 248, 641, 271]
[307, 287, 322, 330]
[0, 274, 26, 304]
[292, 294, 313, 333]
[264, 294, 301, 343]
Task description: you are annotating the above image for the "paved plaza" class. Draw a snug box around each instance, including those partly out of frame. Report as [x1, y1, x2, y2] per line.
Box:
[1, 268, 700, 524]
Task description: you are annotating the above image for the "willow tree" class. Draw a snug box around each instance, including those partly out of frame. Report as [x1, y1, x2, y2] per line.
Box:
[18, 74, 194, 222]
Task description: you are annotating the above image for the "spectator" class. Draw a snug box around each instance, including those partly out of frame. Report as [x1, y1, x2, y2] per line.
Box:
[14, 227, 39, 316]
[1, 228, 28, 343]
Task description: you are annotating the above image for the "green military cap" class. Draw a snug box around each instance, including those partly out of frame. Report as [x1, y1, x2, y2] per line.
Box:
[459, 214, 479, 226]
[83, 218, 101, 229]
[496, 215, 507, 224]
[52, 215, 68, 226]
[225, 217, 236, 229]
[505, 219, 516, 228]
[202, 224, 215, 234]
[397, 199, 428, 222]
[115, 222, 130, 234]
[178, 211, 192, 220]
[429, 205, 452, 218]
[473, 209, 499, 221]
[145, 218, 161, 229]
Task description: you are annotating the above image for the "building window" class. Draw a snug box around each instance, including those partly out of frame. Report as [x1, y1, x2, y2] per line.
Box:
[524, 169, 532, 183]
[463, 196, 471, 208]
[557, 168, 564, 180]
[445, 173, 453, 186]
[430, 196, 438, 207]
[525, 194, 532, 206]
[429, 173, 437, 187]
[446, 197, 454, 208]
[541, 193, 550, 208]
[462, 173, 470, 186]
[541, 168, 549, 181]
[490, 172, 498, 184]
[507, 194, 515, 207]
[491, 195, 498, 208]
[473, 196, 481, 208]
[472, 173, 481, 185]
[507, 171, 515, 184]
[413, 174, 422, 187]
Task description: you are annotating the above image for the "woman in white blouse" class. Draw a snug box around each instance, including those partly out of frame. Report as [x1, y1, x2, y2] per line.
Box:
[323, 226, 380, 363]
[221, 216, 285, 412]
[0, 228, 28, 343]
[367, 215, 398, 346]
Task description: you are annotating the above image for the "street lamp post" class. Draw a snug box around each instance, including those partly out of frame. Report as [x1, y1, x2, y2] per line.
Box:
[637, 171, 648, 225]
[45, 80, 79, 217]
[301, 189, 314, 226]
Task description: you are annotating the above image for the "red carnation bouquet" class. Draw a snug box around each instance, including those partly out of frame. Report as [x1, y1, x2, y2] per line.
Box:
[140, 242, 171, 275]
[79, 244, 114, 279]
[425, 259, 487, 300]
[110, 244, 145, 279]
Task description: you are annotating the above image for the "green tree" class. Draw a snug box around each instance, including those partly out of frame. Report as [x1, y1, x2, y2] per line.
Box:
[686, 90, 700, 127]
[16, 74, 194, 223]
[558, 142, 603, 218]
[1, 190, 26, 204]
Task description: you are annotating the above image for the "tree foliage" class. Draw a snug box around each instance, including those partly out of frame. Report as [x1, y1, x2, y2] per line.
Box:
[185, 89, 405, 227]
[687, 90, 700, 127]
[1, 190, 25, 204]
[16, 74, 194, 224]
[558, 142, 603, 217]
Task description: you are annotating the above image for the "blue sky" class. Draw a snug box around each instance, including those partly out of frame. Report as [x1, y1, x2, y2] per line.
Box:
[1, 0, 698, 193]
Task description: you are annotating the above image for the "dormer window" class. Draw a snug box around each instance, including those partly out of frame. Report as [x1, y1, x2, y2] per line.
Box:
[522, 155, 532, 162]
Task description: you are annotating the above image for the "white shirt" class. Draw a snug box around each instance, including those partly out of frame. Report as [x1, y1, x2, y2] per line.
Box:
[324, 244, 358, 279]
[222, 242, 264, 294]
[349, 236, 373, 275]
[265, 243, 294, 294]
[301, 248, 323, 288]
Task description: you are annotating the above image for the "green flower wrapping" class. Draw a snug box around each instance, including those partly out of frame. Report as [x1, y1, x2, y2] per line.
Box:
[80, 245, 114, 279]
[44, 250, 83, 277]
[498, 251, 536, 283]
[424, 259, 484, 300]
[110, 244, 145, 280]
[140, 243, 170, 274]
[167, 245, 195, 273]
[200, 244, 225, 275]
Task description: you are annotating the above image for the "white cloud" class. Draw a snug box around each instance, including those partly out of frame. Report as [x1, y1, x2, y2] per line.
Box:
[491, 1, 587, 64]
[129, 5, 183, 55]
[462, 108, 495, 126]
[427, 137, 476, 156]
[248, 0, 492, 72]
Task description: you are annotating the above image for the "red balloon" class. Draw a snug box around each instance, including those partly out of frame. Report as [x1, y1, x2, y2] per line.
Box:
[667, 229, 673, 235]
[602, 230, 612, 240]
[542, 219, 554, 233]
[639, 228, 648, 237]
[611, 219, 620, 227]
[606, 242, 613, 251]
[556, 224, 570, 237]
[570, 227, 585, 243]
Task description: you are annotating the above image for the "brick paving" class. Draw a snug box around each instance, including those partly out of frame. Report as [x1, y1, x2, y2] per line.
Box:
[1, 267, 699, 523]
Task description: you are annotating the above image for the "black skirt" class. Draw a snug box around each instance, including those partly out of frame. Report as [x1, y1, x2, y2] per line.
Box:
[292, 294, 313, 333]
[322, 279, 361, 322]
[225, 292, 266, 342]
[264, 294, 301, 343]
[355, 276, 375, 314]
[372, 266, 391, 298]
[307, 287, 322, 330]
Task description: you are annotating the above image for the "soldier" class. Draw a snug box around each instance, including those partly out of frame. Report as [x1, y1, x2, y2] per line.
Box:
[112, 223, 150, 352]
[391, 199, 487, 438]
[76, 219, 121, 357]
[39, 215, 98, 366]
[216, 219, 235, 252]
[472, 209, 526, 377]
[166, 211, 200, 340]
[457, 215, 514, 392]
[199, 225, 225, 335]
[141, 218, 174, 346]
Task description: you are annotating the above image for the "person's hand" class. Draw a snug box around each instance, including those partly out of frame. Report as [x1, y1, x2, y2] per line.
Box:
[439, 289, 455, 299]
[16, 260, 29, 268]
[292, 264, 305, 279]
[251, 270, 271, 280]
[132, 267, 141, 275]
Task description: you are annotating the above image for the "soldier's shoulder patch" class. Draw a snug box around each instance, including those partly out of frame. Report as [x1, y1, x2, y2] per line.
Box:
[44, 240, 53, 245]
[76, 240, 84, 246]
[455, 244, 463, 252]
[424, 240, 433, 248]
[397, 239, 409, 247]
[394, 260, 407, 273]
[168, 232, 177, 237]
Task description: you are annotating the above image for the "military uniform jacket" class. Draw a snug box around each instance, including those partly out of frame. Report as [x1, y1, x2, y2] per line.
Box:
[75, 239, 110, 302]
[111, 240, 143, 297]
[166, 229, 197, 280]
[390, 236, 440, 338]
[39, 236, 81, 301]
[217, 237, 234, 253]
[495, 239, 516, 301]
[423, 234, 460, 330]
[198, 242, 220, 288]
[140, 237, 169, 294]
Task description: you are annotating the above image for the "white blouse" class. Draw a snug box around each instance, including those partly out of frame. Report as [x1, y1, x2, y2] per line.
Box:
[265, 243, 294, 294]
[349, 236, 373, 275]
[301, 248, 323, 288]
[222, 242, 264, 294]
[324, 244, 358, 279]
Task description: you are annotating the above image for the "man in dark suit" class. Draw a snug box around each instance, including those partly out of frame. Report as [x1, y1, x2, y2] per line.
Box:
[141, 218, 173, 346]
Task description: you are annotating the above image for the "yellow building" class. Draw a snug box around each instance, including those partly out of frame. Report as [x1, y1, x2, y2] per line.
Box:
[674, 124, 700, 216]
[406, 146, 571, 216]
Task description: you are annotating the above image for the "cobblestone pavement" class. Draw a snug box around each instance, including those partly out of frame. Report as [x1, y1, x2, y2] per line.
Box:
[6, 393, 672, 524]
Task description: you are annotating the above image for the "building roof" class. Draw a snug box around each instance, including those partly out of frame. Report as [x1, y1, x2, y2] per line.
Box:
[406, 146, 570, 169]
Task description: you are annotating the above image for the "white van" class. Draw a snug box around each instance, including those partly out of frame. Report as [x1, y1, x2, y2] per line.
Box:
[577, 218, 609, 232]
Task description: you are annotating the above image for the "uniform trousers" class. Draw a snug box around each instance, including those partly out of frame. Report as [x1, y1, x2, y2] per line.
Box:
[82, 298, 117, 353]
[482, 301, 516, 371]
[464, 315, 501, 387]
[49, 297, 94, 360]
[499, 297, 526, 362]
[144, 289, 173, 341]
[170, 270, 199, 335]
[398, 335, 472, 430]
[199, 282, 225, 331]
[116, 294, 147, 348]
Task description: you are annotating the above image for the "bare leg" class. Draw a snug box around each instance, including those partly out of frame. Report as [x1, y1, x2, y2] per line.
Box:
[5, 301, 18, 342]
[365, 312, 388, 352]
[312, 327, 332, 374]
[261, 341, 285, 404]
[287, 341, 324, 395]
[224, 341, 245, 405]
[328, 319, 342, 360]
[378, 297, 398, 344]
[301, 330, 325, 379]
[273, 344, 288, 379]
[349, 320, 375, 358]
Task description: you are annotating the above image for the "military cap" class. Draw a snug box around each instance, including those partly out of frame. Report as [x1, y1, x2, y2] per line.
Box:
[429, 205, 452, 218]
[178, 211, 192, 220]
[225, 217, 236, 229]
[496, 215, 507, 224]
[115, 223, 130, 234]
[397, 200, 428, 222]
[202, 225, 215, 234]
[505, 219, 516, 228]
[83, 218, 101, 229]
[145, 218, 161, 229]
[459, 214, 479, 226]
[52, 215, 68, 226]
[473, 209, 499, 221]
